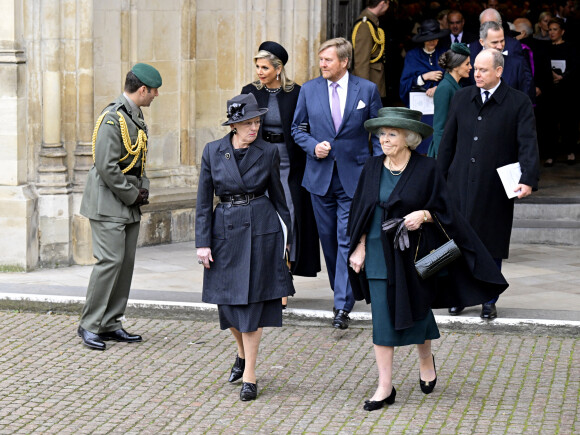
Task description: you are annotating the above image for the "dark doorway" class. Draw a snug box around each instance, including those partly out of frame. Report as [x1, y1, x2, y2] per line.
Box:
[327, 0, 365, 40]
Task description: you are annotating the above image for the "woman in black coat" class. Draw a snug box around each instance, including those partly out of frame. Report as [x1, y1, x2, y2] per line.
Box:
[543, 17, 579, 166]
[241, 41, 320, 305]
[347, 107, 508, 412]
[196, 93, 295, 401]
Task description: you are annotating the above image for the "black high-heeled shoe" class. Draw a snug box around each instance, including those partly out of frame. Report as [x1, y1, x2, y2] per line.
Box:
[228, 355, 245, 383]
[420, 354, 437, 394]
[240, 381, 258, 401]
[363, 387, 396, 411]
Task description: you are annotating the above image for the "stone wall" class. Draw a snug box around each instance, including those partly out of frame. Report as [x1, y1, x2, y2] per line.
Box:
[0, 0, 325, 270]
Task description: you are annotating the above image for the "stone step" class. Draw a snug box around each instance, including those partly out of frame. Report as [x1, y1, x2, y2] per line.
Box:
[511, 202, 580, 245]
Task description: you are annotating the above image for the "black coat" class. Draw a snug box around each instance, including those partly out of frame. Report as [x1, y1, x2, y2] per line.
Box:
[242, 83, 321, 277]
[348, 153, 508, 331]
[437, 82, 540, 259]
[195, 134, 295, 305]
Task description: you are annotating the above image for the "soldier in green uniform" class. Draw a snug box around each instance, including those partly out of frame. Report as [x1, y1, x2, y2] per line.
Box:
[351, 0, 390, 104]
[78, 63, 162, 351]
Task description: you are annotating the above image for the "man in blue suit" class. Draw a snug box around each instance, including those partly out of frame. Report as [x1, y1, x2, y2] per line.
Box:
[292, 37, 382, 329]
[468, 21, 535, 103]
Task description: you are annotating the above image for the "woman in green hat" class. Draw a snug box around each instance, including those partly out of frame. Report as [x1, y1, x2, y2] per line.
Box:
[347, 107, 508, 411]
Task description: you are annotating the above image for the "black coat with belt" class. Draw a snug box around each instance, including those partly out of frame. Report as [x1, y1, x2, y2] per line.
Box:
[195, 133, 295, 305]
[348, 153, 508, 331]
[242, 83, 321, 277]
[437, 81, 540, 259]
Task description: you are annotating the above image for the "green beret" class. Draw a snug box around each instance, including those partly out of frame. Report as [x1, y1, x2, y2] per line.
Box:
[131, 63, 162, 88]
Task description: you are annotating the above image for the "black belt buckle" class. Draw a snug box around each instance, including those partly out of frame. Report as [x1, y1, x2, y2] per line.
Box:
[263, 131, 284, 143]
[231, 194, 250, 206]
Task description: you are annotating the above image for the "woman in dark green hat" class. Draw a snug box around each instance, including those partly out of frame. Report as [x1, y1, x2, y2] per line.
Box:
[347, 107, 508, 411]
[428, 43, 471, 158]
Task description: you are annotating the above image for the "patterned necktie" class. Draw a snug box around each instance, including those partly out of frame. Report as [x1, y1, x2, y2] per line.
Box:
[330, 82, 342, 132]
[483, 90, 490, 103]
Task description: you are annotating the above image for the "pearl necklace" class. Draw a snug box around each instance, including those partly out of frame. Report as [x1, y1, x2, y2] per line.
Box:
[387, 154, 411, 176]
[265, 86, 282, 94]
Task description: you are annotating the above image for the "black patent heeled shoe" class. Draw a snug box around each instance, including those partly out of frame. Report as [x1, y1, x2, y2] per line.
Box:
[240, 381, 258, 401]
[363, 387, 396, 411]
[228, 355, 245, 383]
[420, 354, 437, 394]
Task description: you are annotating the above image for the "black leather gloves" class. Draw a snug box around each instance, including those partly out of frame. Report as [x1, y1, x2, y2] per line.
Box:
[132, 188, 150, 206]
[381, 218, 410, 251]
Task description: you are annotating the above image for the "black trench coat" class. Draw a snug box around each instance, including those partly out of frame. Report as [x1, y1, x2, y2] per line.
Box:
[241, 83, 321, 277]
[195, 134, 295, 305]
[437, 81, 540, 259]
[348, 153, 508, 331]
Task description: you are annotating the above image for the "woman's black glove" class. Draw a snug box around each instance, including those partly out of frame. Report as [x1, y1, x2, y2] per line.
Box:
[382, 218, 410, 251]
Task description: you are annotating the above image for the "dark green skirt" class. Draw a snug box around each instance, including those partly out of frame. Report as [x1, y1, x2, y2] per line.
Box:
[369, 279, 440, 346]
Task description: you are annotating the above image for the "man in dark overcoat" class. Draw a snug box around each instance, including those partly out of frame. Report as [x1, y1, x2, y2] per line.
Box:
[78, 64, 162, 350]
[438, 48, 540, 319]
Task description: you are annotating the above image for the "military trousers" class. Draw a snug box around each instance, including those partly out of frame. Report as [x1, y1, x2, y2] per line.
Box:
[80, 220, 140, 334]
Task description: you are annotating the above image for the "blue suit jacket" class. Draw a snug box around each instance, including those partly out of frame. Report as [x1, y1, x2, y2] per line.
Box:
[291, 74, 382, 198]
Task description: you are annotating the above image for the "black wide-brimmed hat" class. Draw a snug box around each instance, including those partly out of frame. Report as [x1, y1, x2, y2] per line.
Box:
[222, 93, 268, 126]
[412, 19, 450, 43]
[364, 107, 433, 139]
[258, 41, 289, 65]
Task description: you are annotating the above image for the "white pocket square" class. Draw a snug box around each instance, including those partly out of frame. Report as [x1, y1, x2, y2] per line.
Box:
[356, 100, 366, 109]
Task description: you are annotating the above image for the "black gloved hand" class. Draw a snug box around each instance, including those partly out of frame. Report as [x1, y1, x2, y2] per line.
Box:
[132, 188, 149, 206]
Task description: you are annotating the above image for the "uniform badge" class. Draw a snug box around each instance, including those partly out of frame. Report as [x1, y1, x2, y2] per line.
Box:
[106, 120, 115, 125]
[225, 153, 231, 160]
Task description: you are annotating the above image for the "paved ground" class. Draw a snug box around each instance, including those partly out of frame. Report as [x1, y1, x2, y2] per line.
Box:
[0, 237, 579, 432]
[1, 241, 579, 322]
[0, 311, 578, 434]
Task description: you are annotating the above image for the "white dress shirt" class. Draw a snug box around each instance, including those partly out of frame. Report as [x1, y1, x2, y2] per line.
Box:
[481, 80, 501, 103]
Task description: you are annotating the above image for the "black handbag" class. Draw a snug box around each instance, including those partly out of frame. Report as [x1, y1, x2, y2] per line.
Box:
[414, 214, 461, 279]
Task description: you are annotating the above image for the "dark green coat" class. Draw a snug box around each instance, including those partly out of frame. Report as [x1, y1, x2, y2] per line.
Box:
[80, 95, 149, 223]
[428, 72, 461, 158]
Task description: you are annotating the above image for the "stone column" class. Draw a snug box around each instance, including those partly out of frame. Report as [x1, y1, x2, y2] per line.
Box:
[72, 0, 96, 265]
[0, 0, 38, 271]
[36, 0, 72, 267]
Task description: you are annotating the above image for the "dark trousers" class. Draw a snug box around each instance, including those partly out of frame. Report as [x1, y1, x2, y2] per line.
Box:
[310, 166, 355, 312]
[80, 220, 140, 333]
[486, 258, 503, 304]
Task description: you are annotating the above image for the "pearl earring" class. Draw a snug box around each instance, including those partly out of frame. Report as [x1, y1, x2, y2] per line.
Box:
[232, 128, 237, 134]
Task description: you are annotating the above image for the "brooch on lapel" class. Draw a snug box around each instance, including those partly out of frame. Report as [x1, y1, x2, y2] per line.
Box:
[225, 152, 231, 160]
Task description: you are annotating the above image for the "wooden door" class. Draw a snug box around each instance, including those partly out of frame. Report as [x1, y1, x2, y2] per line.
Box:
[327, 0, 365, 40]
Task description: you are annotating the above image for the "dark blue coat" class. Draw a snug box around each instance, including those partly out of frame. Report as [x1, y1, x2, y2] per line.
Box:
[195, 134, 295, 305]
[399, 46, 447, 152]
[241, 83, 321, 277]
